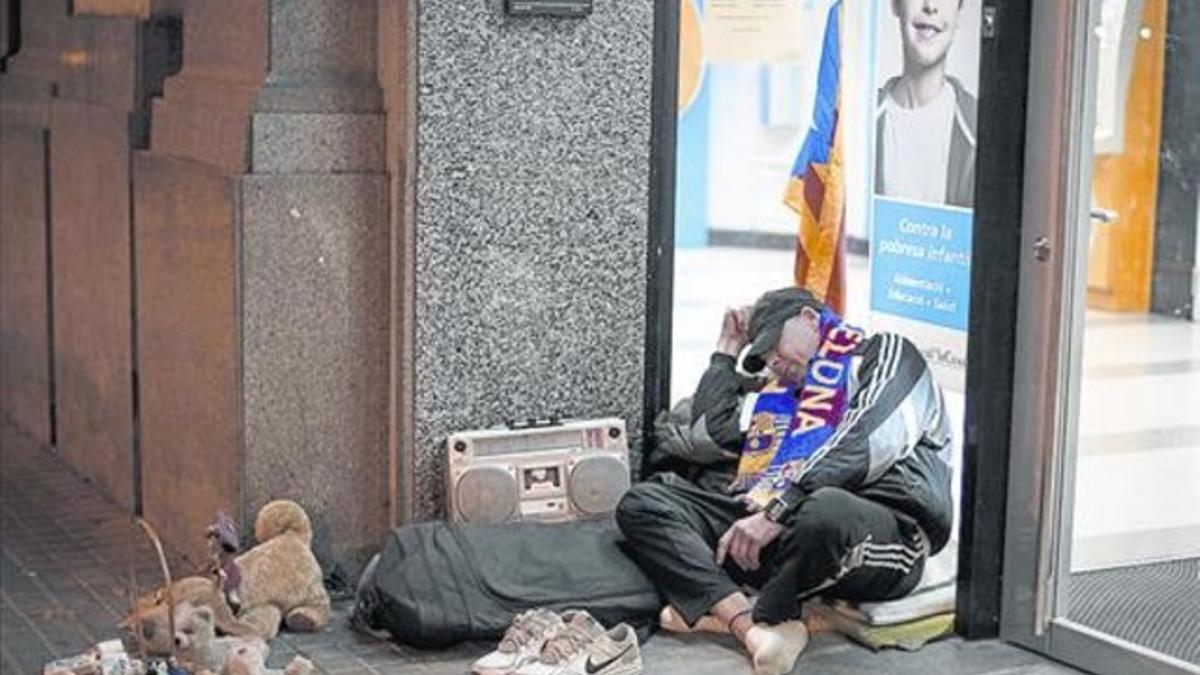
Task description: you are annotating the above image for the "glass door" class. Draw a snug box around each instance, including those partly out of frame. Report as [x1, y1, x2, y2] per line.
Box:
[1002, 1, 1200, 674]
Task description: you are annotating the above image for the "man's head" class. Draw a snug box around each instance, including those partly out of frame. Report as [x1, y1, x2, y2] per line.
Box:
[892, 0, 963, 72]
[743, 287, 827, 383]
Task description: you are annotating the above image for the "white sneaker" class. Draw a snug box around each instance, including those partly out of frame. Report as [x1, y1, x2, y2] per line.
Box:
[470, 609, 563, 675]
[515, 615, 641, 675]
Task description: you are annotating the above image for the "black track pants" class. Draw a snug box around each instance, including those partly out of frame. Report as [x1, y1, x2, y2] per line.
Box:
[615, 473, 927, 626]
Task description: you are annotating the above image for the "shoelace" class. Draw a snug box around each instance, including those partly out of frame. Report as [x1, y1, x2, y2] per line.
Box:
[539, 624, 595, 664]
[498, 612, 552, 653]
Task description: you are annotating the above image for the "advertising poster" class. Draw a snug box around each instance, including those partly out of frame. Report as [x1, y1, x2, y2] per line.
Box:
[702, 0, 807, 63]
[868, 0, 981, 390]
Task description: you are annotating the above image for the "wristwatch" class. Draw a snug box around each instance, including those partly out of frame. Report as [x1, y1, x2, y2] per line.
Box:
[764, 492, 801, 523]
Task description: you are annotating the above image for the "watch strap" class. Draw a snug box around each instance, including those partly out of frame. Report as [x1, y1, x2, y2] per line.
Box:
[764, 494, 799, 523]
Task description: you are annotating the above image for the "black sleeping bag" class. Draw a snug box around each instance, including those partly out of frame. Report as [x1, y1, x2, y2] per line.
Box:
[354, 518, 662, 648]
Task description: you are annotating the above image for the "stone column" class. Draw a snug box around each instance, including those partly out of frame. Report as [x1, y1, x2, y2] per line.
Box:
[134, 0, 268, 565]
[136, 0, 388, 570]
[0, 1, 71, 451]
[256, 0, 382, 113]
[242, 0, 389, 574]
[1, 0, 13, 62]
[1, 1, 174, 509]
[48, 4, 177, 511]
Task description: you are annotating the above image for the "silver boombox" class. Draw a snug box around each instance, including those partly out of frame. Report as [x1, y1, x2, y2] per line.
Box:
[446, 417, 631, 524]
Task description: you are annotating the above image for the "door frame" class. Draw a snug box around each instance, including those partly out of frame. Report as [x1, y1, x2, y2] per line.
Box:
[643, 0, 679, 461]
[643, 0, 1036, 640]
[956, 0, 1036, 638]
[999, 1, 1200, 673]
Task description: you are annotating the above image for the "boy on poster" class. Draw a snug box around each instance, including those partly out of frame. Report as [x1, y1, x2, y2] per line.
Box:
[875, 0, 977, 208]
[869, 0, 980, 390]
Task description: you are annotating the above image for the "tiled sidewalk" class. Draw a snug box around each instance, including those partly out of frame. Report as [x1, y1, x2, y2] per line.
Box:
[0, 424, 473, 675]
[1, 430, 170, 670]
[1, 423, 1082, 675]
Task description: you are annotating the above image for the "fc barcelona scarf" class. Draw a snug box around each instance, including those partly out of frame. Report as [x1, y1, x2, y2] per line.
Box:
[732, 310, 864, 507]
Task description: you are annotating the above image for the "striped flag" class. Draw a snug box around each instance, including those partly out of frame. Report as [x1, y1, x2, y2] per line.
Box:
[784, 1, 845, 314]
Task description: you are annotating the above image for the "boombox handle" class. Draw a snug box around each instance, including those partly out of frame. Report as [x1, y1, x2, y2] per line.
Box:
[505, 415, 564, 430]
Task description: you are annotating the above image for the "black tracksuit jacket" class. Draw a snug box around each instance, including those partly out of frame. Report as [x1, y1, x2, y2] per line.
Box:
[691, 332, 956, 553]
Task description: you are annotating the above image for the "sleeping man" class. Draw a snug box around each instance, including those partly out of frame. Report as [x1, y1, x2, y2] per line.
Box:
[617, 287, 954, 674]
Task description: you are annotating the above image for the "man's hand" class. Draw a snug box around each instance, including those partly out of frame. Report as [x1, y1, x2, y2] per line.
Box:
[716, 512, 784, 572]
[737, 493, 765, 513]
[717, 306, 751, 357]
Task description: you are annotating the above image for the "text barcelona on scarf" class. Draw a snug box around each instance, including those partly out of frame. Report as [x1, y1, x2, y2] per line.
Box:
[734, 313, 864, 505]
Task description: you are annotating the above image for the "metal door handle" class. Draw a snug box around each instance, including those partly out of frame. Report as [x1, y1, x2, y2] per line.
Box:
[1089, 207, 1118, 224]
[1033, 237, 1052, 262]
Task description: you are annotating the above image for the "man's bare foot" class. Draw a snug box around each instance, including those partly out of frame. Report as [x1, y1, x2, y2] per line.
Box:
[708, 591, 808, 671]
[745, 620, 809, 675]
[659, 606, 730, 634]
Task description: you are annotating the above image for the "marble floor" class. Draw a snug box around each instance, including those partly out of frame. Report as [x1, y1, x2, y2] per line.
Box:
[1072, 309, 1200, 570]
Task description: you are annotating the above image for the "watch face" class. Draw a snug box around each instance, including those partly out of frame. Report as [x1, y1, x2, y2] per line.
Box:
[766, 500, 788, 521]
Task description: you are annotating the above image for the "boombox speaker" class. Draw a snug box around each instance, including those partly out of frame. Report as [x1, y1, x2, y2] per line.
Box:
[446, 417, 631, 524]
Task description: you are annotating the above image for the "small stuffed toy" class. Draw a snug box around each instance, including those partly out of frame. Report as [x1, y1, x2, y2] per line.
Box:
[207, 511, 243, 612]
[218, 639, 312, 675]
[171, 602, 242, 673]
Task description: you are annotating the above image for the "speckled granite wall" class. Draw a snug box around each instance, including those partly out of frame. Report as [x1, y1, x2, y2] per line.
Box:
[241, 174, 389, 564]
[237, 0, 390, 569]
[411, 1, 655, 519]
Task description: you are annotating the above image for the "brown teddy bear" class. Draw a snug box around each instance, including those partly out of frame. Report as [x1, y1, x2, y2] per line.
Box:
[128, 500, 331, 653]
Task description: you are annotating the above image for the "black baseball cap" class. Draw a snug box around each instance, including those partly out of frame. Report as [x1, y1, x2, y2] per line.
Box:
[742, 287, 826, 373]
